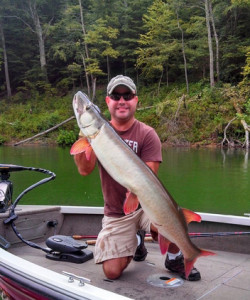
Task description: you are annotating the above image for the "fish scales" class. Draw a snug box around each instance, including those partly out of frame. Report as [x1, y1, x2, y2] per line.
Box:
[92, 124, 177, 222]
[91, 123, 187, 246]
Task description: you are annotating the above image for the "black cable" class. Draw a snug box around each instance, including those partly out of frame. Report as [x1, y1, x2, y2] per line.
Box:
[3, 165, 56, 253]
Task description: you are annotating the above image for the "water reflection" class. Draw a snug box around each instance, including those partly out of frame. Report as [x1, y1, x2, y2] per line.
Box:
[0, 146, 249, 216]
[159, 147, 249, 216]
[221, 147, 249, 172]
[243, 150, 249, 170]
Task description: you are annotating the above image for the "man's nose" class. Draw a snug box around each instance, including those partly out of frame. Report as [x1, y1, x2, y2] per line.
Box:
[118, 97, 126, 103]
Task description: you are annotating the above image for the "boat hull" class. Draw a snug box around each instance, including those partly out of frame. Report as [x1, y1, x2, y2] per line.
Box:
[1, 205, 250, 300]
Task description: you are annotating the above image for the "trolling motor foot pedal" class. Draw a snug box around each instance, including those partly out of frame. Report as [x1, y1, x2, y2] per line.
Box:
[45, 235, 93, 263]
[46, 250, 93, 264]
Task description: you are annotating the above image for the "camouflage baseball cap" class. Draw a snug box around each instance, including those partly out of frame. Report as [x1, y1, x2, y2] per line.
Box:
[107, 75, 137, 95]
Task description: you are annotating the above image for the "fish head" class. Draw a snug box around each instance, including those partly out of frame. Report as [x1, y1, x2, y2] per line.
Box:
[73, 91, 103, 138]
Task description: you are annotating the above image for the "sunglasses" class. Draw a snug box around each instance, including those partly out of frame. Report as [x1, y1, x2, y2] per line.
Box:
[109, 93, 135, 101]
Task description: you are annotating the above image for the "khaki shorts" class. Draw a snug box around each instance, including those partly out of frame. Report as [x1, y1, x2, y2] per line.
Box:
[94, 208, 151, 263]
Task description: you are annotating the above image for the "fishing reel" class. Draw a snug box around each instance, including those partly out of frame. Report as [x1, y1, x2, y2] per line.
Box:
[0, 164, 35, 213]
[0, 166, 13, 213]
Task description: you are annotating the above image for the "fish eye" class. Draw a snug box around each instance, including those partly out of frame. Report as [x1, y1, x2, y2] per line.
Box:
[86, 105, 91, 110]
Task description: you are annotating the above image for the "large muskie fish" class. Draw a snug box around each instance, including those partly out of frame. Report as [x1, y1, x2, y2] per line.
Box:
[70, 91, 215, 278]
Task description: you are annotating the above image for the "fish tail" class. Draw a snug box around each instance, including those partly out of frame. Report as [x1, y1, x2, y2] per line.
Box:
[184, 249, 215, 279]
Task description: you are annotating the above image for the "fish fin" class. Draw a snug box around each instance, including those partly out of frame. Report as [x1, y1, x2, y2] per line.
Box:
[182, 208, 201, 224]
[158, 234, 171, 255]
[184, 249, 215, 279]
[70, 138, 92, 160]
[123, 192, 139, 215]
[84, 145, 93, 161]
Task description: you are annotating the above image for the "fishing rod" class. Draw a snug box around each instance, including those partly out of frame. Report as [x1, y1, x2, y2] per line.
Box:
[73, 231, 250, 241]
[189, 231, 250, 238]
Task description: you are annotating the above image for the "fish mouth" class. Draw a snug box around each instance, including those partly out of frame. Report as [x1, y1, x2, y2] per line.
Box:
[81, 124, 91, 128]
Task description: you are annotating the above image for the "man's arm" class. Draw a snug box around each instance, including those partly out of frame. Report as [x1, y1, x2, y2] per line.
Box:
[146, 161, 160, 175]
[73, 136, 160, 176]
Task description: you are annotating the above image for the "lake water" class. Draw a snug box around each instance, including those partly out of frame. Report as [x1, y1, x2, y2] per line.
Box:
[0, 146, 249, 216]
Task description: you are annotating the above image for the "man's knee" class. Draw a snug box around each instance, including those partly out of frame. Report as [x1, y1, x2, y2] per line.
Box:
[103, 257, 132, 280]
[103, 265, 122, 280]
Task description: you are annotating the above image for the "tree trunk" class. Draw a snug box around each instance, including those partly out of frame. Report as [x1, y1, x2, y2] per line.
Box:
[28, 0, 47, 80]
[166, 65, 169, 87]
[107, 55, 110, 82]
[157, 69, 163, 96]
[233, 101, 250, 149]
[221, 117, 236, 148]
[79, 0, 94, 99]
[205, 0, 214, 87]
[81, 53, 91, 96]
[0, 21, 11, 97]
[174, 94, 186, 123]
[176, 11, 189, 94]
[92, 77, 97, 100]
[209, 0, 219, 82]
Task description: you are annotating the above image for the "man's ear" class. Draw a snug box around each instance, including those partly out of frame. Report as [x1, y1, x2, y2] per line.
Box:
[105, 96, 110, 105]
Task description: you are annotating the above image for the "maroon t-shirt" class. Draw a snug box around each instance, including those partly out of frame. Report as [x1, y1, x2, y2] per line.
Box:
[98, 120, 162, 217]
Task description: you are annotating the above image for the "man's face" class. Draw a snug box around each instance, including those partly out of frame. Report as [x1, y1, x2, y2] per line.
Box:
[106, 86, 138, 122]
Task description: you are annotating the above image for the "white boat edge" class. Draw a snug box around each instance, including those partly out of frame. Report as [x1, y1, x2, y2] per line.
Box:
[0, 247, 132, 300]
[58, 206, 249, 226]
[15, 205, 250, 226]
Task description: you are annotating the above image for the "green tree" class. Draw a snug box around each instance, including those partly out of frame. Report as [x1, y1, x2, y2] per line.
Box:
[48, 2, 87, 93]
[85, 18, 119, 82]
[0, 18, 11, 97]
[0, 0, 14, 97]
[0, 0, 249, 95]
[50, 1, 119, 99]
[114, 0, 153, 77]
[11, 0, 64, 81]
[218, 0, 250, 83]
[137, 0, 186, 90]
[137, 1, 172, 79]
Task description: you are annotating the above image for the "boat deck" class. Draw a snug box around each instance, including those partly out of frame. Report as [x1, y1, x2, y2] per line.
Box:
[9, 240, 250, 300]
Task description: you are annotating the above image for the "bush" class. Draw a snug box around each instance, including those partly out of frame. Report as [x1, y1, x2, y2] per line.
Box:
[0, 135, 6, 145]
[56, 130, 77, 146]
[38, 112, 61, 131]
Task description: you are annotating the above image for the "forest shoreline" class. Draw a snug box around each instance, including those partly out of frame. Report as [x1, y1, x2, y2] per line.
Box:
[3, 137, 223, 149]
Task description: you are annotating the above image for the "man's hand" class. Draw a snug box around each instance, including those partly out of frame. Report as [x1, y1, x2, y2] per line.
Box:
[73, 138, 97, 176]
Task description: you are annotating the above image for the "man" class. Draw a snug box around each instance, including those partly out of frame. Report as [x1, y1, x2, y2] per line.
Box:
[74, 75, 200, 281]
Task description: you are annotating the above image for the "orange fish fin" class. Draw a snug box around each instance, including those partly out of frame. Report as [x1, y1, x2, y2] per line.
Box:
[70, 138, 92, 160]
[123, 192, 139, 215]
[184, 249, 215, 279]
[84, 145, 93, 161]
[182, 208, 201, 224]
[158, 234, 171, 255]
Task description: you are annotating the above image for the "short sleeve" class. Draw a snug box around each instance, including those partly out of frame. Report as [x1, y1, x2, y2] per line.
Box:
[140, 128, 162, 163]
